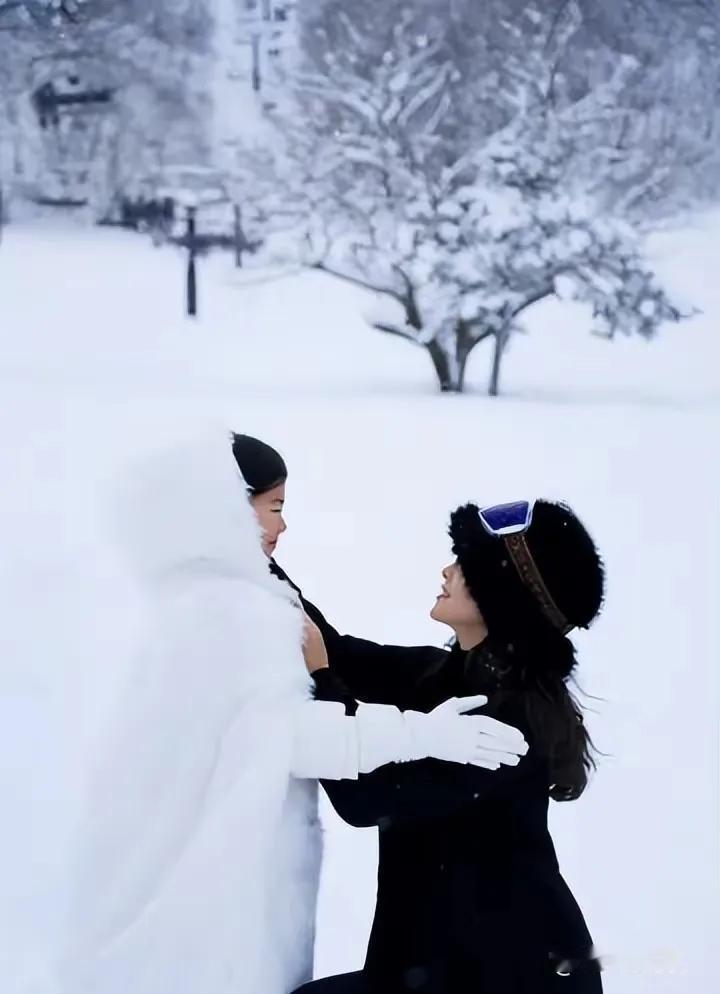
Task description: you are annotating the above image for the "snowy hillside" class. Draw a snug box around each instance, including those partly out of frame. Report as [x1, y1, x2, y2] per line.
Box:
[0, 218, 718, 993]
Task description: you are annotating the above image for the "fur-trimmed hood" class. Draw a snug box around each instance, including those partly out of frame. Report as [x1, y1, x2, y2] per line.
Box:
[108, 430, 287, 600]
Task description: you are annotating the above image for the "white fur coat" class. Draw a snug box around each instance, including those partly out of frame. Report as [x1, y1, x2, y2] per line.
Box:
[51, 434, 323, 994]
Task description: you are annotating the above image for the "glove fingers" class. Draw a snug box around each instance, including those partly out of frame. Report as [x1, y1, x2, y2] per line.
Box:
[471, 716, 528, 751]
[470, 732, 526, 757]
[473, 747, 522, 767]
[450, 694, 489, 714]
[469, 759, 501, 770]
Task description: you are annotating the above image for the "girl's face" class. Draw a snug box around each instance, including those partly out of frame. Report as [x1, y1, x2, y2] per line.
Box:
[251, 483, 287, 557]
[430, 561, 484, 629]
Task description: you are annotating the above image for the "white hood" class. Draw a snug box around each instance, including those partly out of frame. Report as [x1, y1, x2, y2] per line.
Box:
[109, 430, 282, 597]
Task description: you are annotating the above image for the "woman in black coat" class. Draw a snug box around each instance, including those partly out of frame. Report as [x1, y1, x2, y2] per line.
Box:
[296, 499, 605, 994]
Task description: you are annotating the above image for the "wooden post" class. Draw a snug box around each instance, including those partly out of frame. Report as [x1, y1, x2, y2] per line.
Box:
[233, 203, 244, 268]
[186, 205, 197, 317]
[251, 33, 262, 92]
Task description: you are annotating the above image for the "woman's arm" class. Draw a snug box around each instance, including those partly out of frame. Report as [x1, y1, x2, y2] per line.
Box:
[291, 674, 528, 785]
[320, 750, 537, 827]
[291, 593, 529, 793]
[302, 597, 449, 705]
[317, 697, 538, 827]
[290, 699, 359, 780]
[269, 559, 448, 705]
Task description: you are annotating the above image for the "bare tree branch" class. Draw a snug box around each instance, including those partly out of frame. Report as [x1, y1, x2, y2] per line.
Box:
[311, 261, 403, 305]
[372, 321, 422, 345]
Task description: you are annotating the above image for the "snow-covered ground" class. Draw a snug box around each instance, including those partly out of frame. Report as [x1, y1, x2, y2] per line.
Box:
[1, 218, 718, 993]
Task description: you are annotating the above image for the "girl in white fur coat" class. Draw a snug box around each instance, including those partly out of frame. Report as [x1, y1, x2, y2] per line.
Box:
[46, 432, 525, 994]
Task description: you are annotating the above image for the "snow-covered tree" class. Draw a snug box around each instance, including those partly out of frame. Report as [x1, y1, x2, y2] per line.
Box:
[0, 1, 92, 27]
[537, 0, 720, 218]
[260, 2, 683, 394]
[300, 0, 720, 219]
[0, 1, 215, 216]
[1, 0, 306, 219]
[321, 119, 681, 394]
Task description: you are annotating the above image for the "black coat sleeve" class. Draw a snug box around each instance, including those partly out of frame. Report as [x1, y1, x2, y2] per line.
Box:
[319, 701, 540, 828]
[320, 753, 537, 828]
[301, 594, 448, 706]
[310, 667, 358, 715]
[269, 560, 447, 705]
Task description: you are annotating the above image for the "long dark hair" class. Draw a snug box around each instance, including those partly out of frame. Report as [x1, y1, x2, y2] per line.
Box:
[465, 625, 597, 802]
[525, 670, 598, 803]
[451, 501, 605, 802]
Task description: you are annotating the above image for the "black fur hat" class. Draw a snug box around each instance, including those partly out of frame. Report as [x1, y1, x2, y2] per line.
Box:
[449, 500, 604, 666]
[231, 433, 287, 496]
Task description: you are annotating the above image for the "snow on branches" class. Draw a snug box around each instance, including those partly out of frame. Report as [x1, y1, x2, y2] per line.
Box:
[0, 1, 89, 26]
[260, 6, 685, 395]
[320, 141, 683, 394]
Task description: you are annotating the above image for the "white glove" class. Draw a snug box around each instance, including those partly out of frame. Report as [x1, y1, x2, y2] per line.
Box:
[401, 696, 529, 770]
[355, 695, 528, 773]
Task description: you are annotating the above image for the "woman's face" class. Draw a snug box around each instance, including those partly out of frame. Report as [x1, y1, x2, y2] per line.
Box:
[251, 483, 287, 557]
[430, 561, 484, 628]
